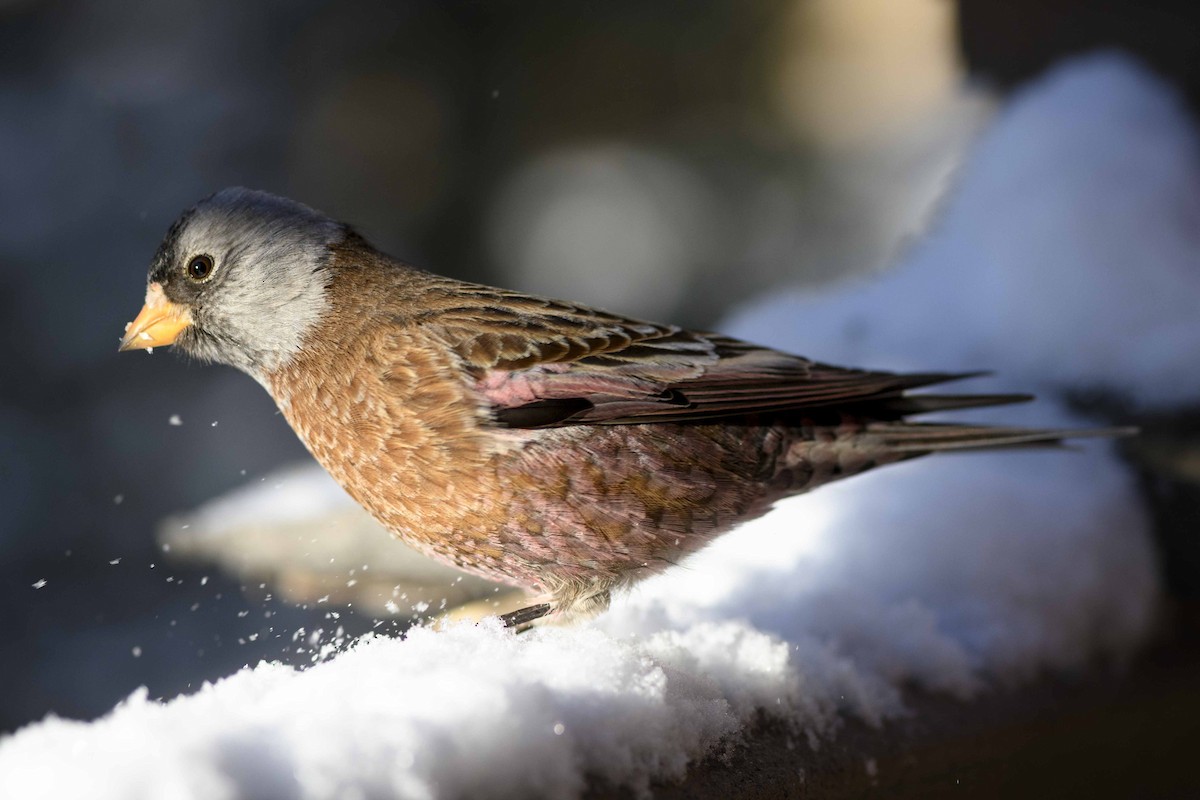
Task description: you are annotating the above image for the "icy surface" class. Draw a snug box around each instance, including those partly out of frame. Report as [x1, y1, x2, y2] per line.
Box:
[0, 53, 1181, 798]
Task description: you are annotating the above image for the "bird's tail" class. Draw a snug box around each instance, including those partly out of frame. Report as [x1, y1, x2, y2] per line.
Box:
[866, 421, 1135, 454]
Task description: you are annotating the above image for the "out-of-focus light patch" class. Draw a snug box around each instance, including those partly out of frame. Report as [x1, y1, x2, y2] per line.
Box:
[772, 0, 961, 149]
[487, 147, 721, 320]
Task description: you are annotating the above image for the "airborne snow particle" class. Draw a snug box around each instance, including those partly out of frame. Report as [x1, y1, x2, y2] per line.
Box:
[168, 414, 182, 426]
[31, 579, 46, 589]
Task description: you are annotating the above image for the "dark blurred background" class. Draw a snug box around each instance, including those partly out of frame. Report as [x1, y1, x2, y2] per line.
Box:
[2, 0, 1200, 739]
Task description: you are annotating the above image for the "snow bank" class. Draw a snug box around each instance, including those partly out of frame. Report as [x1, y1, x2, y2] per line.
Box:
[725, 52, 1200, 406]
[0, 52, 1182, 798]
[0, 624, 797, 799]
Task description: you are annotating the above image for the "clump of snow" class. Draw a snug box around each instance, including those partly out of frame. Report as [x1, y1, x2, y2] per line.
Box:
[0, 623, 821, 800]
[725, 52, 1200, 408]
[0, 52, 1181, 798]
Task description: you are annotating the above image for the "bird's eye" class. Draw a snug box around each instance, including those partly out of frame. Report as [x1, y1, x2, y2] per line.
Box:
[186, 254, 215, 282]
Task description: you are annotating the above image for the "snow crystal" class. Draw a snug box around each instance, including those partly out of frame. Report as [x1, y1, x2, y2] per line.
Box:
[0, 52, 1179, 799]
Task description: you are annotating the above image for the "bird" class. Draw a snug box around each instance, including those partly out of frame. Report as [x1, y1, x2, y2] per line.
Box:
[120, 188, 1112, 627]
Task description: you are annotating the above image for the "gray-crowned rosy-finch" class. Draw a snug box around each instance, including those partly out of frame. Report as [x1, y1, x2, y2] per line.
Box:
[121, 188, 1113, 626]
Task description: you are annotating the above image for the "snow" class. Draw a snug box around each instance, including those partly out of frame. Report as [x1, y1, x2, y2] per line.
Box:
[182, 462, 357, 531]
[724, 52, 1200, 406]
[0, 52, 1185, 798]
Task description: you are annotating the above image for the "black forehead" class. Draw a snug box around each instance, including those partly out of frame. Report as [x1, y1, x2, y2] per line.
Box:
[148, 204, 199, 285]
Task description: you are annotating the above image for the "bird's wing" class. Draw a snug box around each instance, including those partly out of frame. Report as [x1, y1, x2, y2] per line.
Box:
[416, 282, 973, 428]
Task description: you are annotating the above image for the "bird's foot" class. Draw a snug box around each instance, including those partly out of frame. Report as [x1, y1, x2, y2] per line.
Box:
[498, 602, 553, 631]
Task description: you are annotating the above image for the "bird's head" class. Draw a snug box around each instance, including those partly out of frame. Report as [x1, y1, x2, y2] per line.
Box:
[119, 188, 345, 378]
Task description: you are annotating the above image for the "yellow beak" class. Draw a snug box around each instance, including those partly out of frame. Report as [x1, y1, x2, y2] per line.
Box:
[119, 283, 192, 352]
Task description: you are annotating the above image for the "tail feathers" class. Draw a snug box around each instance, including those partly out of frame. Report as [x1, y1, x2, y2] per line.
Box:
[869, 422, 1136, 453]
[862, 392, 1034, 417]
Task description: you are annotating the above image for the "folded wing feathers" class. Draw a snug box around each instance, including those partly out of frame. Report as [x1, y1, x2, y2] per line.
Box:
[479, 323, 1005, 427]
[433, 290, 1079, 439]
